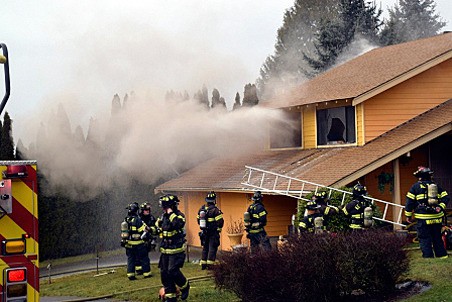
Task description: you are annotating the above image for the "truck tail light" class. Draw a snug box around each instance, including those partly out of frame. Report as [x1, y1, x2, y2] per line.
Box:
[5, 267, 27, 301]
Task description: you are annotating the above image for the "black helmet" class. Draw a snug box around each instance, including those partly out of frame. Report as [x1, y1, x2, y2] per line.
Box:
[140, 202, 151, 211]
[306, 201, 320, 210]
[205, 191, 217, 204]
[127, 203, 139, 215]
[314, 191, 327, 201]
[352, 183, 367, 198]
[251, 191, 263, 202]
[413, 166, 433, 179]
[159, 194, 179, 209]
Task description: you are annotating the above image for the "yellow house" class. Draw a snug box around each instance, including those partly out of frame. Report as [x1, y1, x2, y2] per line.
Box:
[156, 32, 452, 251]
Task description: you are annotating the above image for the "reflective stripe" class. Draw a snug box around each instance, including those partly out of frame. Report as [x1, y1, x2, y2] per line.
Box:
[207, 218, 215, 222]
[249, 228, 263, 233]
[342, 208, 349, 215]
[169, 213, 177, 222]
[215, 214, 223, 221]
[414, 212, 444, 219]
[180, 280, 189, 290]
[405, 211, 413, 217]
[350, 224, 363, 229]
[415, 194, 427, 200]
[406, 192, 415, 199]
[440, 191, 448, 198]
[127, 240, 145, 245]
[258, 211, 266, 217]
[160, 243, 186, 254]
[162, 230, 180, 237]
[165, 293, 177, 298]
[299, 222, 306, 228]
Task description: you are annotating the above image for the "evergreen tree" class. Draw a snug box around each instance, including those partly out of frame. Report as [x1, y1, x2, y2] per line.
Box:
[0, 112, 15, 160]
[201, 84, 209, 108]
[242, 84, 259, 107]
[305, 0, 382, 77]
[211, 88, 221, 108]
[257, 0, 339, 99]
[111, 94, 121, 116]
[232, 92, 241, 111]
[379, 0, 446, 46]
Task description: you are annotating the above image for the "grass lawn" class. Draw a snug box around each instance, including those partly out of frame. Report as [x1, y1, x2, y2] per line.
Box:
[40, 249, 451, 302]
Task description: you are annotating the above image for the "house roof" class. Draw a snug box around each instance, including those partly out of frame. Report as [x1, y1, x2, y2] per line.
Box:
[265, 32, 452, 109]
[155, 99, 452, 193]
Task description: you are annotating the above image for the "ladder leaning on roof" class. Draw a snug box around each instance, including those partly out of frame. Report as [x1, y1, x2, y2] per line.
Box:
[241, 165, 406, 227]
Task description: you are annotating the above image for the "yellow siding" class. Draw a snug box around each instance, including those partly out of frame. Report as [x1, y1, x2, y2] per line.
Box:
[356, 103, 364, 146]
[179, 191, 296, 251]
[364, 59, 452, 142]
[303, 106, 316, 149]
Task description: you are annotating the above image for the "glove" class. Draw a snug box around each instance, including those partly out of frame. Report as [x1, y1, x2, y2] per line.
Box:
[435, 207, 442, 213]
[406, 218, 412, 224]
[120, 240, 126, 247]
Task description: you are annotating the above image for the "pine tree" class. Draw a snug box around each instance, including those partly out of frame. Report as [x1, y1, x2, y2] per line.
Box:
[379, 0, 446, 45]
[0, 112, 15, 160]
[242, 84, 259, 107]
[232, 92, 241, 111]
[211, 88, 221, 108]
[304, 0, 382, 77]
[257, 0, 340, 99]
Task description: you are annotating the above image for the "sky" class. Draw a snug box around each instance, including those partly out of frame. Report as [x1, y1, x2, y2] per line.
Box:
[1, 0, 451, 147]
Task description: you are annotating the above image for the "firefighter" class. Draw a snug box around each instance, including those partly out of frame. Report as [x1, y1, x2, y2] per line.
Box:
[342, 183, 372, 230]
[140, 202, 157, 252]
[313, 191, 339, 224]
[197, 191, 224, 270]
[299, 200, 325, 233]
[122, 203, 152, 280]
[245, 191, 272, 253]
[405, 166, 449, 258]
[156, 194, 190, 301]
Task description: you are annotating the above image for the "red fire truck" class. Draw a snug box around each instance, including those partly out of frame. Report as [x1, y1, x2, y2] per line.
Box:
[0, 43, 39, 301]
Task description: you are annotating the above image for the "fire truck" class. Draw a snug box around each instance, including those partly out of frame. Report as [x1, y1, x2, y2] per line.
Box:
[0, 43, 39, 301]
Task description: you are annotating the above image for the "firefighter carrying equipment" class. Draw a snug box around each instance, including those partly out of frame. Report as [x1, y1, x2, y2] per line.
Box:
[405, 180, 448, 222]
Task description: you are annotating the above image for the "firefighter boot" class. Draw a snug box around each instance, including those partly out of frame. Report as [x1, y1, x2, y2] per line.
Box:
[201, 264, 207, 270]
[181, 281, 190, 300]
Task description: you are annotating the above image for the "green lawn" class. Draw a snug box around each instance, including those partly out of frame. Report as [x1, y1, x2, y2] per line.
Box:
[40, 249, 451, 302]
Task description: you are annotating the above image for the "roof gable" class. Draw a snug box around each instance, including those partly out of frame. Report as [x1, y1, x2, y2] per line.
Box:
[265, 33, 452, 109]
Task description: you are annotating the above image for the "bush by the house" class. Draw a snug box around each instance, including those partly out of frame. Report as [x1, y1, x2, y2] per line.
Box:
[213, 230, 409, 302]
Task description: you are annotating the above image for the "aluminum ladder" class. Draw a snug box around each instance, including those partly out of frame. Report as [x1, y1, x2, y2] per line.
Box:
[241, 165, 405, 227]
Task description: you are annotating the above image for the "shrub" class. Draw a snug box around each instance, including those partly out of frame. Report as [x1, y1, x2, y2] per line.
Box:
[213, 230, 409, 301]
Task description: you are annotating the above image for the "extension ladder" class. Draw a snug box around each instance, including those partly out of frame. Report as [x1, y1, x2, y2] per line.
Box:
[241, 165, 405, 227]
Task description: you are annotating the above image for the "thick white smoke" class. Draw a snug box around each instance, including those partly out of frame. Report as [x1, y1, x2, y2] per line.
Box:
[23, 93, 284, 199]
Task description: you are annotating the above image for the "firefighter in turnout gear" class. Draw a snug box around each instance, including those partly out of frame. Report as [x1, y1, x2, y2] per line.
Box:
[245, 191, 272, 253]
[313, 191, 339, 226]
[140, 202, 157, 252]
[342, 183, 372, 230]
[156, 194, 190, 301]
[122, 203, 152, 280]
[299, 201, 325, 233]
[405, 166, 449, 258]
[197, 191, 224, 270]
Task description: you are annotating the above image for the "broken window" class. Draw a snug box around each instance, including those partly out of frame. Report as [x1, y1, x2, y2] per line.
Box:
[269, 110, 302, 149]
[317, 106, 355, 146]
